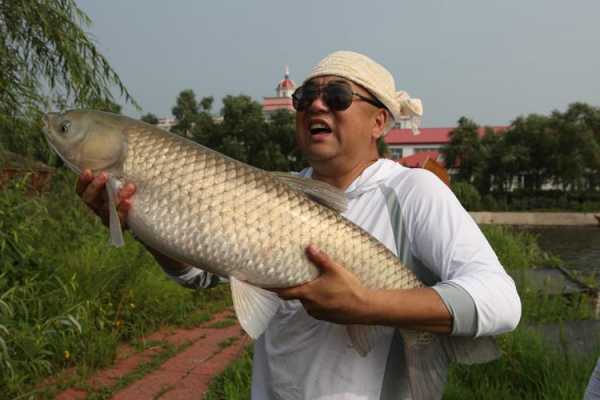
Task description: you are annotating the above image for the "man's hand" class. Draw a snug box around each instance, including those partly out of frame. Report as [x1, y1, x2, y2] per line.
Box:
[75, 169, 189, 273]
[272, 245, 372, 325]
[76, 169, 136, 227]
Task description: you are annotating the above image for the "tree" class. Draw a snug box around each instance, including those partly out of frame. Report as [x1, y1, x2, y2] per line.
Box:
[141, 113, 159, 125]
[441, 117, 487, 189]
[0, 0, 136, 164]
[0, 0, 136, 116]
[171, 89, 200, 136]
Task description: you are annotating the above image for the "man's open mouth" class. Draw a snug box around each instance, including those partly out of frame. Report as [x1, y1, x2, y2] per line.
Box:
[309, 122, 332, 135]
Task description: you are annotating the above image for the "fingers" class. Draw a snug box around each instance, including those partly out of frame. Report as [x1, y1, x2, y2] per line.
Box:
[271, 286, 303, 301]
[306, 244, 336, 272]
[76, 169, 93, 196]
[117, 183, 136, 222]
[76, 171, 137, 228]
[80, 171, 108, 205]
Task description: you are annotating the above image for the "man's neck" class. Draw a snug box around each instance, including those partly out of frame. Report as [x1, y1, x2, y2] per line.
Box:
[311, 157, 380, 190]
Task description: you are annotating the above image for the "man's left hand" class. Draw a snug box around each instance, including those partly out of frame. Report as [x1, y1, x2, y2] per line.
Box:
[271, 245, 371, 325]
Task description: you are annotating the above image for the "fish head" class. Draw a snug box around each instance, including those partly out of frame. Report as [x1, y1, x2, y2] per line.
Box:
[43, 110, 128, 175]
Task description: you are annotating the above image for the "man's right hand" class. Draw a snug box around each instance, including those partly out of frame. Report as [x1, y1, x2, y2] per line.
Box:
[75, 169, 190, 274]
[76, 169, 136, 228]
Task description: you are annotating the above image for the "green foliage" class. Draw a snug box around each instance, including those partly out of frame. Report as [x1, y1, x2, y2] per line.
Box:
[140, 113, 159, 125]
[482, 190, 600, 212]
[170, 90, 306, 171]
[0, 0, 136, 116]
[0, 0, 135, 165]
[0, 172, 231, 398]
[443, 103, 600, 195]
[204, 348, 253, 400]
[451, 181, 481, 211]
[445, 329, 598, 400]
[441, 117, 487, 189]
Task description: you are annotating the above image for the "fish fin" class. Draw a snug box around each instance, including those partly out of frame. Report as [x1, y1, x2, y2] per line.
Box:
[401, 332, 501, 400]
[442, 335, 501, 364]
[346, 324, 386, 356]
[403, 331, 450, 400]
[106, 177, 125, 248]
[271, 172, 347, 213]
[230, 276, 281, 339]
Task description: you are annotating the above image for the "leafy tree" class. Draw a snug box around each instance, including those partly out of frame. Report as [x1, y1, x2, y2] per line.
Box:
[0, 0, 136, 163]
[180, 93, 305, 172]
[441, 117, 486, 188]
[265, 109, 306, 171]
[171, 89, 200, 136]
[501, 114, 555, 191]
[86, 98, 123, 114]
[141, 113, 159, 125]
[0, 0, 136, 116]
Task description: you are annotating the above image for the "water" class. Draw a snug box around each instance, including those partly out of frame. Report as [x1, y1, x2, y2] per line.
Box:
[520, 226, 600, 282]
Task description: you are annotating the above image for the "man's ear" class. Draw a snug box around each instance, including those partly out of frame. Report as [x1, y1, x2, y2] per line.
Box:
[371, 108, 389, 140]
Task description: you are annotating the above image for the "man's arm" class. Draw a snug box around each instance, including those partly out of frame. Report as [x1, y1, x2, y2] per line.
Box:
[273, 245, 453, 334]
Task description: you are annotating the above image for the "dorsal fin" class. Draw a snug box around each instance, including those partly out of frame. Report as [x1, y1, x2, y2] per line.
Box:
[271, 172, 348, 213]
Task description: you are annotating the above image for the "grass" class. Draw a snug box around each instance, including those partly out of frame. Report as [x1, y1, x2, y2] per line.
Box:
[0, 172, 232, 399]
[202, 225, 598, 400]
[203, 348, 254, 400]
[207, 318, 238, 329]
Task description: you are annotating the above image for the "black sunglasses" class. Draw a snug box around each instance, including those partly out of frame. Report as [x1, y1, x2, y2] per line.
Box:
[292, 81, 385, 112]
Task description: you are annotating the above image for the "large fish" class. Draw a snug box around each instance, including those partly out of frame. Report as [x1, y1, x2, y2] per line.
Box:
[43, 110, 498, 400]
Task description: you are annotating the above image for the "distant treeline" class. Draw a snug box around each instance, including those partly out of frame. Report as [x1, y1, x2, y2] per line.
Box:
[443, 103, 600, 197]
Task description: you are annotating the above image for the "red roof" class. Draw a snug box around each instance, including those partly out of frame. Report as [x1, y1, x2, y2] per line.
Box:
[277, 78, 296, 90]
[398, 151, 442, 168]
[385, 126, 507, 145]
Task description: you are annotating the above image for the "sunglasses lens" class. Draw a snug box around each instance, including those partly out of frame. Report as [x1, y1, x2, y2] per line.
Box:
[292, 85, 318, 111]
[292, 82, 354, 111]
[323, 83, 353, 111]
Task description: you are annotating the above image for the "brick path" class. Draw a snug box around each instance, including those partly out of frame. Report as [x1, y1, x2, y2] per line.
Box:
[54, 310, 249, 400]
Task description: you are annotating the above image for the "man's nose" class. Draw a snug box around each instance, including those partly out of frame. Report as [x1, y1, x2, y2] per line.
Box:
[307, 93, 329, 113]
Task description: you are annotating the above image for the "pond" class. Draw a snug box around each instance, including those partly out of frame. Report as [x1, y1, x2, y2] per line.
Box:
[519, 226, 600, 284]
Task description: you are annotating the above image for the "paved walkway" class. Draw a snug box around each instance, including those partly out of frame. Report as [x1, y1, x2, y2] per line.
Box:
[54, 310, 249, 400]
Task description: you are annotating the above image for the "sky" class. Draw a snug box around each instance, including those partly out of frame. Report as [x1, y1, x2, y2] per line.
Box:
[76, 0, 600, 127]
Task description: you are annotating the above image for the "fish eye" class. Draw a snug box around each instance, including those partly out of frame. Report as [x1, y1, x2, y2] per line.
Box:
[60, 121, 71, 135]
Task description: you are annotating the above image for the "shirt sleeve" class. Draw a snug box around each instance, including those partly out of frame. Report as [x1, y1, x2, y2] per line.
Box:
[161, 265, 222, 290]
[584, 357, 600, 400]
[396, 169, 521, 337]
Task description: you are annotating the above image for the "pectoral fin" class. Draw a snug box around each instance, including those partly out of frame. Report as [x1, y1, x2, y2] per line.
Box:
[271, 172, 347, 213]
[346, 324, 386, 357]
[230, 277, 281, 338]
[401, 331, 501, 400]
[106, 177, 125, 247]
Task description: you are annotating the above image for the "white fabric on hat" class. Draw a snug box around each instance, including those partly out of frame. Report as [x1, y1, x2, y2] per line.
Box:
[305, 50, 423, 134]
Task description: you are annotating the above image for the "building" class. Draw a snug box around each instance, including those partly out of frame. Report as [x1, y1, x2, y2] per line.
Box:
[262, 66, 296, 119]
[157, 117, 177, 131]
[384, 126, 507, 166]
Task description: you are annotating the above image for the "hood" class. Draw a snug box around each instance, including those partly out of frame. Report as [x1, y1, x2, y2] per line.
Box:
[298, 159, 405, 199]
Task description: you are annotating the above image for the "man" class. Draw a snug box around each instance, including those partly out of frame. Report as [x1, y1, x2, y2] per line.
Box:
[77, 51, 521, 399]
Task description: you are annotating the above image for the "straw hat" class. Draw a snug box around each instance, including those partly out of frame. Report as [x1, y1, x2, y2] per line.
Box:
[305, 50, 423, 134]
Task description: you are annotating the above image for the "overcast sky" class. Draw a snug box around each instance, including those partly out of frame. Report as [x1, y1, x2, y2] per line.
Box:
[77, 0, 600, 127]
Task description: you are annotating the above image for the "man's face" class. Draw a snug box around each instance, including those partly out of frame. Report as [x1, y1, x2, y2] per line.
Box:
[294, 76, 386, 165]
